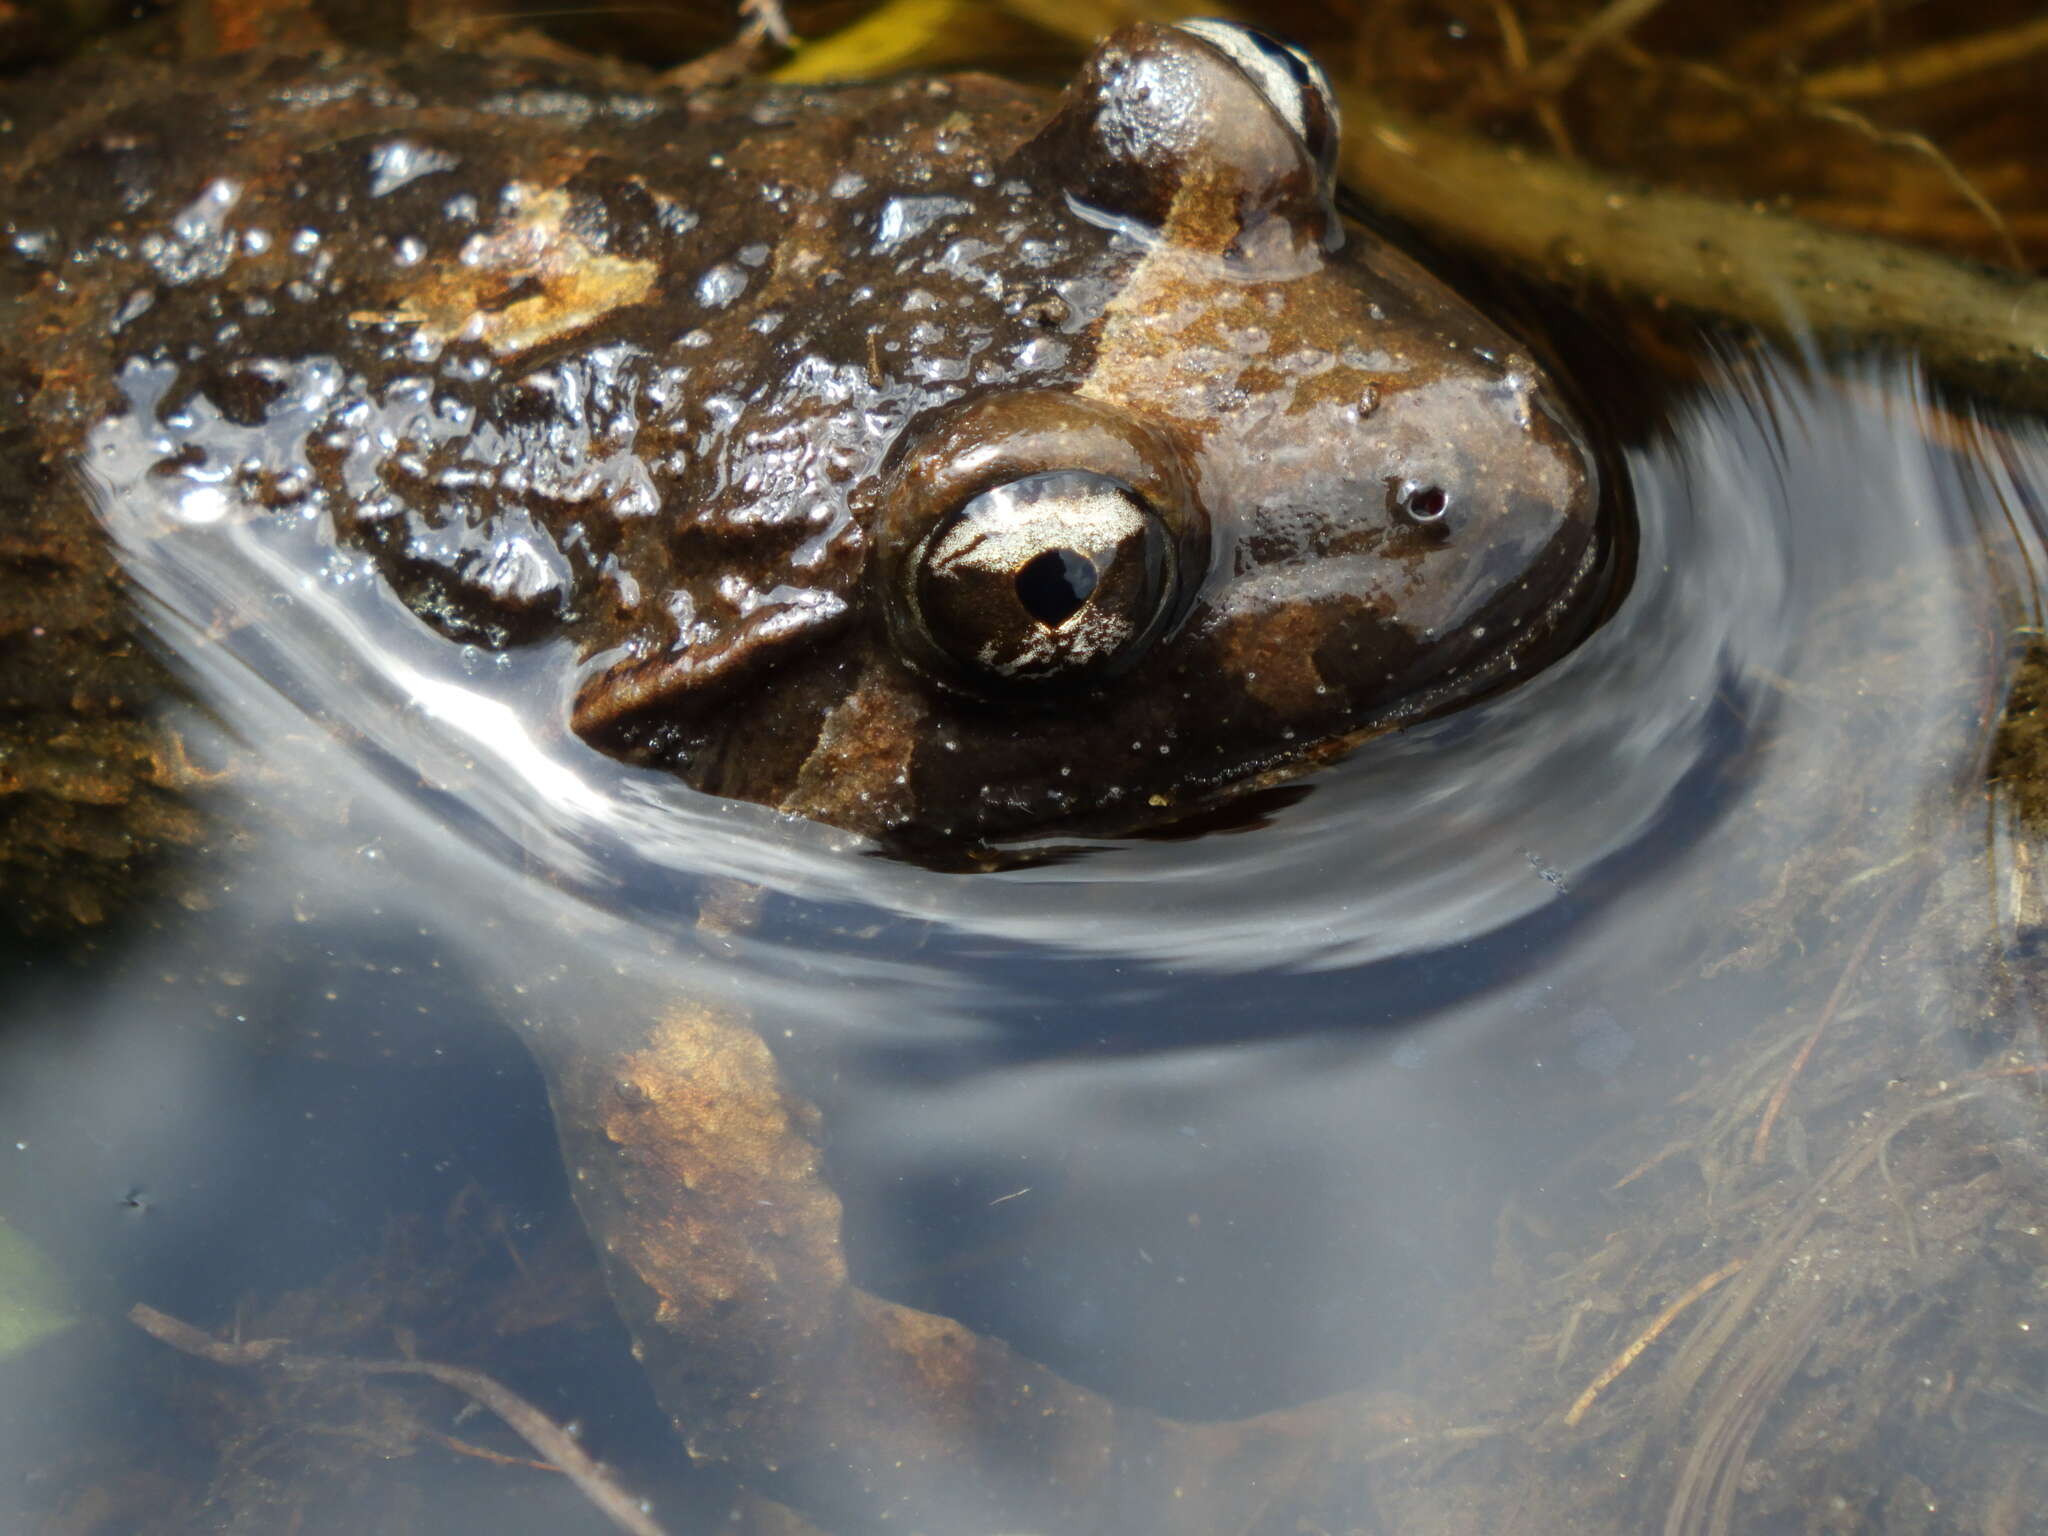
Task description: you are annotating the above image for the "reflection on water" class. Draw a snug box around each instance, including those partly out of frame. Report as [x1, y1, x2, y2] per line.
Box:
[2, 345, 2045, 1530]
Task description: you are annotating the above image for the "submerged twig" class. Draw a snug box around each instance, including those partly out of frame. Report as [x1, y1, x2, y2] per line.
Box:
[1520, 0, 1673, 97]
[1489, 0, 1574, 160]
[1610, 1138, 1688, 1192]
[129, 1302, 670, 1536]
[1801, 15, 2048, 103]
[426, 1429, 563, 1473]
[1563, 1257, 1746, 1427]
[1800, 99, 2023, 270]
[127, 1303, 284, 1365]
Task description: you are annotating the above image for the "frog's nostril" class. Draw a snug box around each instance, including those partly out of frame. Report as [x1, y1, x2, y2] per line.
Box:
[1016, 548, 1098, 628]
[1405, 486, 1449, 522]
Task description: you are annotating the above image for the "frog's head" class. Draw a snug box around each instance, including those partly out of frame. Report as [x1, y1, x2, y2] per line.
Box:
[573, 22, 1607, 857]
[844, 23, 1600, 851]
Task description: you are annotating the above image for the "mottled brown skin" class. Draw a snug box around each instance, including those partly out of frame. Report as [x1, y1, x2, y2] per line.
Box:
[0, 22, 1600, 870]
[0, 25, 1607, 1529]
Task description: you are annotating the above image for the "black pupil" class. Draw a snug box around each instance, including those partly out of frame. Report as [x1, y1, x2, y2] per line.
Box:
[1015, 547, 1098, 627]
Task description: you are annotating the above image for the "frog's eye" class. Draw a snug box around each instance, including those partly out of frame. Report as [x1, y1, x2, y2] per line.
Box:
[1175, 20, 1340, 186]
[1019, 20, 1339, 261]
[880, 390, 1205, 693]
[910, 470, 1175, 685]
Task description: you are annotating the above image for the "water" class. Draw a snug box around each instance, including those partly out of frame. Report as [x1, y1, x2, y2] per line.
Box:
[2, 342, 2044, 1531]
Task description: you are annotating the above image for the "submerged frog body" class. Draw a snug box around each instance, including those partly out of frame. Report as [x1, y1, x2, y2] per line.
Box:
[3, 20, 1601, 863]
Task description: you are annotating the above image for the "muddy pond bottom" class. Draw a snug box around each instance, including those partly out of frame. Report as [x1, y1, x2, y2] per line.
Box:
[2, 345, 2046, 1533]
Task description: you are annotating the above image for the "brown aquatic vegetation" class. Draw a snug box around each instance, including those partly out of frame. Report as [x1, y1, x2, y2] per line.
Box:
[1347, 562, 2048, 1536]
[39, 1199, 622, 1535]
[128, 1301, 670, 1536]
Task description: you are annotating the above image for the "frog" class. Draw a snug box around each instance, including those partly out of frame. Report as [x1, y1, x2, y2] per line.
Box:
[2, 16, 1602, 873]
[0, 17, 1610, 1532]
